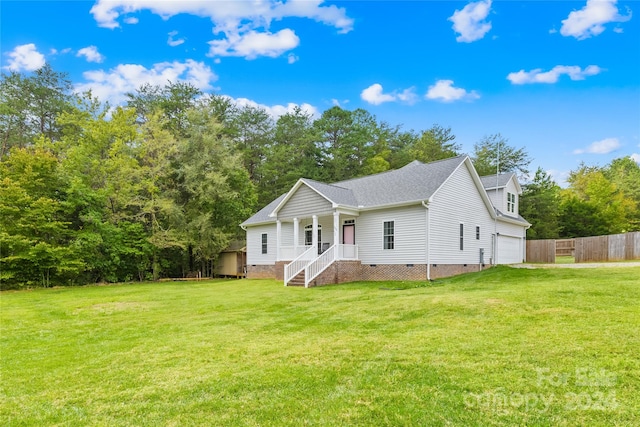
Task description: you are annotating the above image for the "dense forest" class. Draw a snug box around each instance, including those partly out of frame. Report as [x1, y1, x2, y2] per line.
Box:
[2, 65, 639, 288]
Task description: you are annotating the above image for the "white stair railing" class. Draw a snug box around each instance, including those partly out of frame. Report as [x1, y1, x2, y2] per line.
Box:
[305, 244, 337, 287]
[284, 246, 316, 286]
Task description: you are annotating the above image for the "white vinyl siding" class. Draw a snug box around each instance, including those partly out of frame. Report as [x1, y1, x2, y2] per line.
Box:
[485, 177, 520, 217]
[246, 224, 277, 265]
[429, 162, 495, 265]
[503, 179, 520, 217]
[486, 187, 503, 212]
[280, 222, 294, 247]
[357, 205, 426, 264]
[278, 184, 333, 220]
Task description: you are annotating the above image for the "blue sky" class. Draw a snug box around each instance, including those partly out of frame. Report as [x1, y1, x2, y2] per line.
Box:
[2, 0, 639, 184]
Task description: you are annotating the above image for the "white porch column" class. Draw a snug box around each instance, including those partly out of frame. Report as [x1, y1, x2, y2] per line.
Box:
[293, 217, 299, 254]
[276, 220, 282, 260]
[312, 215, 318, 252]
[333, 211, 340, 260]
[333, 211, 340, 247]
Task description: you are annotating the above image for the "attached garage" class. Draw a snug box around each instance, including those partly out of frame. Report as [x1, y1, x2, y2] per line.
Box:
[497, 234, 524, 264]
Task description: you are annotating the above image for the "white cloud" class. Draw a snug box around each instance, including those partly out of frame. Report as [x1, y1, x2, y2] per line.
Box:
[560, 0, 631, 40]
[631, 153, 640, 163]
[507, 65, 602, 84]
[90, 0, 353, 60]
[272, 0, 353, 34]
[573, 137, 621, 154]
[360, 84, 418, 106]
[74, 60, 217, 106]
[425, 80, 479, 102]
[230, 96, 319, 119]
[167, 31, 185, 47]
[331, 98, 349, 107]
[449, 0, 492, 43]
[361, 84, 396, 105]
[77, 46, 105, 63]
[3, 43, 45, 71]
[123, 16, 138, 24]
[208, 29, 300, 59]
[287, 53, 299, 64]
[397, 87, 419, 105]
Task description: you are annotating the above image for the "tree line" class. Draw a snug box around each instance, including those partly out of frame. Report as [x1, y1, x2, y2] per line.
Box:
[1, 65, 639, 288]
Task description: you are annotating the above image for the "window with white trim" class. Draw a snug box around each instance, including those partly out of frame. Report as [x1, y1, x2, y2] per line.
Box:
[507, 192, 516, 213]
[304, 224, 322, 253]
[383, 221, 394, 250]
[261, 233, 268, 254]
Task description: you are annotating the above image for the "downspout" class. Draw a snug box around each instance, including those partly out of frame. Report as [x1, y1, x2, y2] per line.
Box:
[422, 200, 431, 281]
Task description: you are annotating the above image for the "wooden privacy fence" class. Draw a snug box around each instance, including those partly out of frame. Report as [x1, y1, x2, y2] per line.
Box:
[526, 240, 555, 263]
[556, 239, 575, 256]
[526, 232, 640, 263]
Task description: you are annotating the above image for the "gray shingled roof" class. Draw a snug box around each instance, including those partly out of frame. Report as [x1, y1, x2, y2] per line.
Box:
[241, 193, 286, 226]
[480, 173, 515, 190]
[495, 208, 531, 225]
[242, 155, 468, 225]
[335, 155, 466, 207]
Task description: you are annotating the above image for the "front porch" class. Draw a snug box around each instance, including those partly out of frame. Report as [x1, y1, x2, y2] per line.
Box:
[273, 212, 359, 287]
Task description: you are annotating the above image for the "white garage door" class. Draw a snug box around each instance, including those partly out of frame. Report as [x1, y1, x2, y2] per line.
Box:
[497, 235, 523, 264]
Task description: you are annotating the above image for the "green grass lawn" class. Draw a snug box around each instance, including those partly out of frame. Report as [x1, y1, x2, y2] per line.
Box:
[2, 266, 639, 426]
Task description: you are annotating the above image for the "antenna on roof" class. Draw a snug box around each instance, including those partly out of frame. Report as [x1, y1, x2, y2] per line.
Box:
[494, 142, 499, 265]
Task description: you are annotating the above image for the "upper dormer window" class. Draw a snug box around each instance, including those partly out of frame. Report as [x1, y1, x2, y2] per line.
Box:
[507, 192, 516, 213]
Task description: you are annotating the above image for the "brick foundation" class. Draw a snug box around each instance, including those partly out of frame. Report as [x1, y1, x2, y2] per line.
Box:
[429, 263, 488, 279]
[361, 264, 427, 281]
[274, 261, 288, 281]
[354, 263, 489, 282]
[246, 264, 276, 279]
[308, 261, 363, 287]
[250, 261, 490, 284]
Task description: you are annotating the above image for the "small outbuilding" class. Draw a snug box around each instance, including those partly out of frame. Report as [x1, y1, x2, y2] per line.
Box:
[215, 241, 246, 278]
